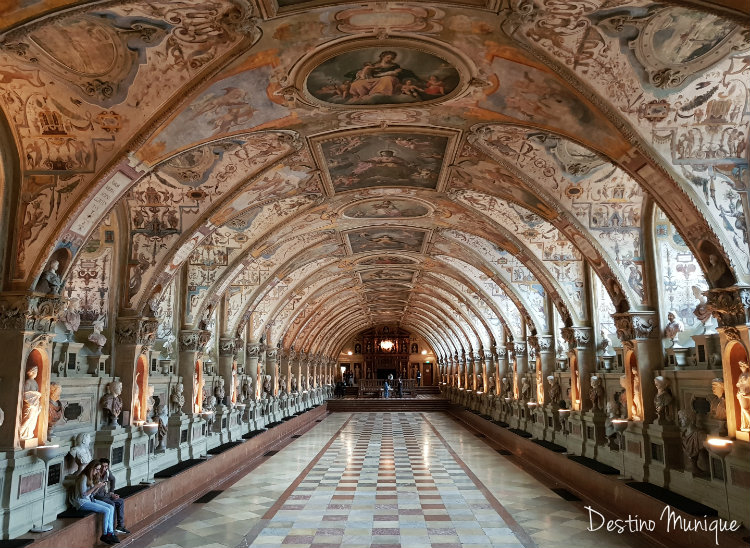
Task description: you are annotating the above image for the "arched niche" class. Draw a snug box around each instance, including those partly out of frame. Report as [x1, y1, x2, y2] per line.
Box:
[625, 350, 643, 422]
[535, 355, 543, 405]
[569, 352, 580, 411]
[19, 348, 49, 447]
[724, 340, 750, 440]
[133, 355, 148, 423]
[193, 361, 203, 414]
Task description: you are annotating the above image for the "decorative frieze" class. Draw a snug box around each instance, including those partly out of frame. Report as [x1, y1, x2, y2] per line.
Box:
[611, 312, 659, 342]
[0, 294, 65, 333]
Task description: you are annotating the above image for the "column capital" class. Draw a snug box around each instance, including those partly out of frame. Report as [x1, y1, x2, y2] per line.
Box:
[0, 292, 66, 333]
[496, 346, 507, 359]
[246, 341, 263, 359]
[266, 347, 278, 361]
[560, 326, 594, 349]
[116, 317, 159, 347]
[179, 329, 211, 353]
[706, 286, 750, 328]
[537, 334, 554, 354]
[513, 341, 527, 357]
[611, 312, 659, 342]
[219, 337, 240, 358]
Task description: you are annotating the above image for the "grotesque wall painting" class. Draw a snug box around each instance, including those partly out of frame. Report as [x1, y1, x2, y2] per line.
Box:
[306, 47, 460, 106]
[320, 132, 448, 192]
[347, 228, 426, 254]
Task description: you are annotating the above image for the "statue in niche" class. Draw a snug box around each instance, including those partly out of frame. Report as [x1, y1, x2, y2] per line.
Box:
[597, 328, 612, 356]
[231, 366, 238, 405]
[60, 298, 81, 341]
[589, 376, 605, 411]
[692, 286, 716, 334]
[88, 317, 107, 353]
[654, 376, 675, 423]
[487, 375, 496, 396]
[68, 432, 93, 473]
[709, 378, 728, 436]
[47, 382, 64, 441]
[19, 365, 42, 440]
[736, 361, 750, 431]
[663, 311, 684, 347]
[37, 259, 63, 294]
[262, 375, 272, 396]
[133, 372, 142, 422]
[170, 383, 185, 415]
[630, 367, 643, 421]
[291, 375, 298, 393]
[476, 375, 483, 392]
[677, 409, 708, 475]
[535, 369, 543, 403]
[214, 378, 226, 406]
[705, 254, 728, 286]
[547, 376, 561, 405]
[241, 377, 253, 401]
[100, 380, 123, 427]
[501, 377, 510, 398]
[152, 395, 168, 452]
[520, 377, 531, 402]
[278, 375, 287, 395]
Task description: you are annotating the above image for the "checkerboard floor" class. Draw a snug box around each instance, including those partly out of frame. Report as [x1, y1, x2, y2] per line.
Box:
[143, 413, 646, 548]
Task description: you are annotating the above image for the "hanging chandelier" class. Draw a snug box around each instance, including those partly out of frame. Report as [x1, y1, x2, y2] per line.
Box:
[380, 339, 394, 351]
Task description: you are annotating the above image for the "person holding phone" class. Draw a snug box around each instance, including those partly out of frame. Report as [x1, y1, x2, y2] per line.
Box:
[69, 460, 120, 545]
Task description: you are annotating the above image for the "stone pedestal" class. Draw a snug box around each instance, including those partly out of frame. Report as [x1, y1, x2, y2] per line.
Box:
[622, 422, 649, 481]
[582, 410, 607, 459]
[86, 353, 109, 377]
[646, 422, 683, 486]
[666, 346, 691, 369]
[692, 333, 721, 368]
[543, 404, 562, 443]
[167, 413, 191, 460]
[94, 427, 129, 475]
[213, 406, 232, 443]
[124, 425, 151, 484]
[531, 407, 547, 440]
[54, 341, 84, 376]
[566, 412, 585, 455]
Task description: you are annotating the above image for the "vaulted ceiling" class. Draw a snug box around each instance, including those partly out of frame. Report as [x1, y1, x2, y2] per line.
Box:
[0, 0, 747, 359]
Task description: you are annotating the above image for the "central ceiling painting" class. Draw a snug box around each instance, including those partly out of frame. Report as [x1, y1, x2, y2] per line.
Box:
[318, 131, 450, 192]
[305, 46, 460, 106]
[346, 228, 427, 254]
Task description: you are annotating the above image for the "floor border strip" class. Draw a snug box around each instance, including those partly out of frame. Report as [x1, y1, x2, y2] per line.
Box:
[421, 412, 538, 548]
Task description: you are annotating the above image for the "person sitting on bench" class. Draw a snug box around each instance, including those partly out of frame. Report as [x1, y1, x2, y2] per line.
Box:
[93, 458, 129, 535]
[69, 460, 120, 545]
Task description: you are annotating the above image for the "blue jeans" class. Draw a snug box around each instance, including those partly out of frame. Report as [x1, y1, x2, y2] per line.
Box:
[79, 498, 114, 535]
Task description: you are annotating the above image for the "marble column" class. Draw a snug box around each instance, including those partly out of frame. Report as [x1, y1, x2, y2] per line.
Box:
[266, 347, 279, 396]
[0, 293, 63, 451]
[537, 335, 555, 405]
[483, 350, 494, 393]
[245, 342, 262, 400]
[496, 346, 508, 395]
[114, 317, 159, 425]
[514, 341, 528, 399]
[561, 327, 595, 412]
[218, 337, 239, 408]
[179, 329, 211, 415]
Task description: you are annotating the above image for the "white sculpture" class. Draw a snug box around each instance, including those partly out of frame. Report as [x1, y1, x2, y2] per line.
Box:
[736, 361, 750, 431]
[48, 382, 64, 441]
[691, 286, 716, 334]
[88, 316, 107, 352]
[598, 328, 613, 356]
[37, 260, 63, 294]
[19, 365, 42, 440]
[170, 383, 185, 415]
[60, 298, 81, 340]
[663, 311, 684, 347]
[68, 432, 93, 473]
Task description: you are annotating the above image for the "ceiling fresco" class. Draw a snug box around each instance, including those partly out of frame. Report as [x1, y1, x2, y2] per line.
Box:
[0, 0, 748, 363]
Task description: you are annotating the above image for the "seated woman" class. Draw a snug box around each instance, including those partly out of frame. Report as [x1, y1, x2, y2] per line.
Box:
[69, 460, 120, 545]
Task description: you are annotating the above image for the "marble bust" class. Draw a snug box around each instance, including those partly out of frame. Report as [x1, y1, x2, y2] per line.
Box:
[663, 311, 684, 347]
[100, 380, 123, 427]
[47, 382, 64, 441]
[37, 259, 63, 294]
[68, 432, 93, 473]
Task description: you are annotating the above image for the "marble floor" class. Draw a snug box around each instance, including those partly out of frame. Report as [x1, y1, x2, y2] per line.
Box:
[138, 412, 649, 548]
